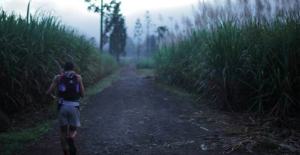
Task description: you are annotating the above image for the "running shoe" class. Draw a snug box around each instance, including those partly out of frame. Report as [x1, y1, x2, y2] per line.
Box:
[67, 138, 77, 155]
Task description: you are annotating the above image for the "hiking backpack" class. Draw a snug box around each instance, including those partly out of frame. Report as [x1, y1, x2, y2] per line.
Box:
[58, 74, 80, 101]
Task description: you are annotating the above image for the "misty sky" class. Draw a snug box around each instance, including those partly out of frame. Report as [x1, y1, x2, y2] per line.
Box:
[1, 0, 199, 44]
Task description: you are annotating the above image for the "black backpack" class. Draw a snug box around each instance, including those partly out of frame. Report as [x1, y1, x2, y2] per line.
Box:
[58, 74, 80, 102]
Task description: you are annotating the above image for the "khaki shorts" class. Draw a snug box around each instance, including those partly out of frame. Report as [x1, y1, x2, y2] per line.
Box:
[58, 105, 81, 127]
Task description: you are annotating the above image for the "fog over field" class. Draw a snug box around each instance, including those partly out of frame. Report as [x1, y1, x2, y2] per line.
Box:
[1, 0, 300, 154]
[1, 0, 198, 45]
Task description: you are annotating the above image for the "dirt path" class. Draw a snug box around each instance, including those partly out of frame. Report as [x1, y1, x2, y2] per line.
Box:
[18, 66, 238, 155]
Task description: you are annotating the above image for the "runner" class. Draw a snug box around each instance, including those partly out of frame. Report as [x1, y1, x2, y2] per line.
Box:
[46, 62, 85, 155]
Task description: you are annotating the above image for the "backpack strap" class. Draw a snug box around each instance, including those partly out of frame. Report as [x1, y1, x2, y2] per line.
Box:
[74, 74, 78, 80]
[60, 73, 65, 85]
[74, 74, 79, 85]
[74, 74, 80, 92]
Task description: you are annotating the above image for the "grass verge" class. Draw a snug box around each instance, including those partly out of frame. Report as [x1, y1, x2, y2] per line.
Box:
[156, 84, 192, 98]
[136, 58, 154, 69]
[80, 71, 120, 103]
[119, 59, 132, 67]
[0, 121, 56, 155]
[137, 69, 154, 75]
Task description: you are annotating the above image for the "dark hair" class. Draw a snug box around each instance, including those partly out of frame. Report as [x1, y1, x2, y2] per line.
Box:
[64, 62, 74, 71]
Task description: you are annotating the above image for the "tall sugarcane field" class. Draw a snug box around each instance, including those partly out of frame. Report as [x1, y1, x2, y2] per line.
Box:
[1, 0, 300, 154]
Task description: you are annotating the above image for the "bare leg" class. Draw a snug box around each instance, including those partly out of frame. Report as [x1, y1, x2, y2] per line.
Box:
[68, 125, 77, 155]
[69, 126, 77, 139]
[60, 125, 68, 151]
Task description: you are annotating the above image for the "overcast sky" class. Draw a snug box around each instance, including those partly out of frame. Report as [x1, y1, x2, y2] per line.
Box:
[1, 0, 199, 44]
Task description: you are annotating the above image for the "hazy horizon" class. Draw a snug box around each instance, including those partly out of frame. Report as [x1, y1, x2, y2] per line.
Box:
[1, 0, 198, 45]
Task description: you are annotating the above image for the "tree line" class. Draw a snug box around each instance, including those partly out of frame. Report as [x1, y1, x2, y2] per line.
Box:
[85, 0, 126, 62]
[86, 0, 170, 61]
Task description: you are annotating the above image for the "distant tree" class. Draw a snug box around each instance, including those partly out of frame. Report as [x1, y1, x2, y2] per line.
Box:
[145, 11, 152, 60]
[85, 0, 111, 52]
[140, 34, 157, 57]
[125, 37, 136, 57]
[134, 18, 143, 60]
[156, 26, 168, 48]
[148, 35, 158, 53]
[159, 14, 164, 23]
[104, 1, 127, 62]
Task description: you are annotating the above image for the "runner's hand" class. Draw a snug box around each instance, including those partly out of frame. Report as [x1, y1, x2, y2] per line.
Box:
[45, 93, 57, 102]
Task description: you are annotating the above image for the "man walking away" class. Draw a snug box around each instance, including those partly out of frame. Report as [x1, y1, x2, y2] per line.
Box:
[46, 62, 85, 155]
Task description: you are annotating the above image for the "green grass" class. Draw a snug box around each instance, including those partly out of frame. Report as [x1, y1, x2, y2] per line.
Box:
[137, 69, 154, 74]
[119, 59, 132, 67]
[136, 58, 154, 69]
[0, 5, 118, 113]
[157, 84, 193, 98]
[0, 121, 55, 155]
[97, 54, 119, 78]
[80, 71, 119, 102]
[155, 11, 300, 116]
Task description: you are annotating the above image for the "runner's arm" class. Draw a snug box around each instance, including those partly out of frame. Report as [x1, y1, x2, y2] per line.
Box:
[46, 75, 60, 95]
[78, 75, 85, 98]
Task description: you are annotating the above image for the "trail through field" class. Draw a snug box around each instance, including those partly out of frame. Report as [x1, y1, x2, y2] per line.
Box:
[17, 65, 247, 155]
